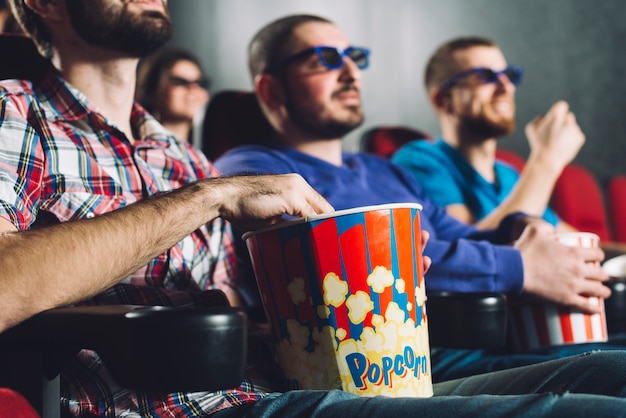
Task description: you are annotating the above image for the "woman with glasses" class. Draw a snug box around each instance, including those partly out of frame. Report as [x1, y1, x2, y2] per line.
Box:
[136, 47, 210, 144]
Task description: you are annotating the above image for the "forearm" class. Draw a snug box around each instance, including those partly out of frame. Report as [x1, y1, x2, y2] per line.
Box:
[423, 236, 524, 294]
[0, 179, 223, 332]
[0, 173, 333, 332]
[475, 159, 560, 230]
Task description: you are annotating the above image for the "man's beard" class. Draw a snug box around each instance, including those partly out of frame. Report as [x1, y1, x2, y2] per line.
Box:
[65, 0, 173, 58]
[285, 86, 364, 139]
[459, 112, 515, 141]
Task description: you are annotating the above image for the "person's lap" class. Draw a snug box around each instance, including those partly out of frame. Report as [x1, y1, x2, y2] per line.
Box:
[212, 351, 626, 418]
[432, 335, 626, 382]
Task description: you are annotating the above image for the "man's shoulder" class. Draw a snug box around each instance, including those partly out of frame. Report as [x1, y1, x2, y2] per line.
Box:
[214, 144, 291, 175]
[394, 138, 442, 159]
[216, 144, 284, 163]
[0, 79, 38, 99]
[0, 79, 45, 119]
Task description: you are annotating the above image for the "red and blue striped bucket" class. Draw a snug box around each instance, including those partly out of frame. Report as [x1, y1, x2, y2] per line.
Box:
[244, 203, 432, 397]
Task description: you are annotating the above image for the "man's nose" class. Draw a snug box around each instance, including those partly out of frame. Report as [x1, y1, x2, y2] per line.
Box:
[339, 56, 362, 81]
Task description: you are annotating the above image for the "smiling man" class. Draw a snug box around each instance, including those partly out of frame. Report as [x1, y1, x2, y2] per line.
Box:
[392, 37, 582, 231]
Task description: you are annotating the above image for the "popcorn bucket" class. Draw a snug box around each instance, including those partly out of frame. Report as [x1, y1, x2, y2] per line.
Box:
[508, 232, 608, 351]
[243, 203, 432, 397]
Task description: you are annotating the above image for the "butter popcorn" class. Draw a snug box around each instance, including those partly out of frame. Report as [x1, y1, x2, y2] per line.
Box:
[288, 276, 307, 304]
[323, 272, 348, 307]
[366, 266, 394, 293]
[346, 290, 374, 324]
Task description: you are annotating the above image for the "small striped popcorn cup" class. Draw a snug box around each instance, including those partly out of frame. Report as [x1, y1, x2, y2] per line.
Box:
[509, 232, 608, 351]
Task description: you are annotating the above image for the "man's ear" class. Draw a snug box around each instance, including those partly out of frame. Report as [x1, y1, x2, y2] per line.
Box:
[255, 73, 285, 109]
[430, 88, 453, 114]
[24, 0, 64, 20]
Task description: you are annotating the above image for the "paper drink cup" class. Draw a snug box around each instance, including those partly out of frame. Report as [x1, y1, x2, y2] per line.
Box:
[243, 203, 432, 397]
[509, 232, 608, 351]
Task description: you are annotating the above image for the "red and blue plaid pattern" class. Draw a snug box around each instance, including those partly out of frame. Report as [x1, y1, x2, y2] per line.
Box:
[0, 72, 265, 416]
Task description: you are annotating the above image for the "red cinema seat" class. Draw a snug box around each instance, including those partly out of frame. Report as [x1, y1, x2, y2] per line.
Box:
[0, 388, 39, 418]
[361, 125, 431, 159]
[495, 148, 526, 173]
[550, 164, 611, 242]
[608, 175, 626, 244]
[201, 90, 274, 161]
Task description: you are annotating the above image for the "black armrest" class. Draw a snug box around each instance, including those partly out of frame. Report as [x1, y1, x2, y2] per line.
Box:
[0, 305, 247, 417]
[426, 292, 508, 350]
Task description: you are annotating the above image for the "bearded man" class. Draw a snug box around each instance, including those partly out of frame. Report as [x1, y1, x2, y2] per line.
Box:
[0, 1, 333, 416]
[393, 36, 581, 232]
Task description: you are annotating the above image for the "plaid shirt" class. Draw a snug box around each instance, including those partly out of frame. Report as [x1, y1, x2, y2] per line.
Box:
[0, 71, 269, 416]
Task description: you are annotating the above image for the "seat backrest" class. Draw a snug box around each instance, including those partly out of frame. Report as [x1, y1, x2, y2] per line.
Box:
[0, 388, 39, 418]
[360, 125, 431, 159]
[550, 164, 611, 241]
[608, 175, 626, 243]
[200, 90, 274, 161]
[495, 148, 525, 173]
[0, 34, 50, 81]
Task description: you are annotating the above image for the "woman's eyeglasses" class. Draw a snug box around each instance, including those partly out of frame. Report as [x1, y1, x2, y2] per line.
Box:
[440, 65, 523, 90]
[168, 76, 210, 90]
[266, 45, 370, 73]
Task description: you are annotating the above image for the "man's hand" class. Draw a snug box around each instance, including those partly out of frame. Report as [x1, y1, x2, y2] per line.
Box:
[525, 100, 585, 173]
[515, 223, 610, 313]
[421, 230, 432, 275]
[214, 174, 334, 231]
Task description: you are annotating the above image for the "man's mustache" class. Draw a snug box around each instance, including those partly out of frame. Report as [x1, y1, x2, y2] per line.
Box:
[332, 84, 360, 98]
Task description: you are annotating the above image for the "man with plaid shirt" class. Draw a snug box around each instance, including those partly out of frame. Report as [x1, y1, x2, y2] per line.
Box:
[0, 0, 332, 416]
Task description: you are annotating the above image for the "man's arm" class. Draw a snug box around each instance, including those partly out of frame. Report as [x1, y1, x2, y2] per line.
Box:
[514, 221, 610, 312]
[474, 101, 584, 230]
[0, 174, 333, 333]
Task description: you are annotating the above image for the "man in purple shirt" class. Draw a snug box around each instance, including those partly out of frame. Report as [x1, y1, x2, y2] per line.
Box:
[214, 14, 620, 383]
[214, 17, 608, 320]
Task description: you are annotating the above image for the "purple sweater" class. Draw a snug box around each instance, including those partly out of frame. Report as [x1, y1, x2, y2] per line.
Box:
[215, 145, 524, 294]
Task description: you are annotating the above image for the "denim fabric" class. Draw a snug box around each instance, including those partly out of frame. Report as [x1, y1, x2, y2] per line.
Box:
[212, 351, 626, 418]
[431, 340, 626, 382]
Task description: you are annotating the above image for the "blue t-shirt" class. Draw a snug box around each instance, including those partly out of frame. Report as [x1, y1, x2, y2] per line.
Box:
[215, 144, 524, 294]
[392, 138, 559, 225]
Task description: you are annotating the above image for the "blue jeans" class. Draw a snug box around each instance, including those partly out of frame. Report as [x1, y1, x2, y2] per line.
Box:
[432, 334, 626, 382]
[212, 351, 626, 418]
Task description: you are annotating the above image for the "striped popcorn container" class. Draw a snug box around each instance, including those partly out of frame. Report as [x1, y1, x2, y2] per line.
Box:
[244, 203, 432, 398]
[509, 232, 608, 351]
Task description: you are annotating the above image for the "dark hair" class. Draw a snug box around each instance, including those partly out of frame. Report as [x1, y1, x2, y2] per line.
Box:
[247, 14, 332, 79]
[135, 47, 209, 114]
[8, 0, 52, 58]
[424, 36, 497, 92]
[1, 0, 21, 34]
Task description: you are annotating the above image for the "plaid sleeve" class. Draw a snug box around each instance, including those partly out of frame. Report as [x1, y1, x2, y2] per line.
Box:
[0, 85, 45, 230]
[179, 142, 241, 303]
[77, 283, 230, 308]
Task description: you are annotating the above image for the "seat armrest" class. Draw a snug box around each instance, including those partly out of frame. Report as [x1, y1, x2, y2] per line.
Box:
[0, 305, 247, 414]
[426, 292, 508, 349]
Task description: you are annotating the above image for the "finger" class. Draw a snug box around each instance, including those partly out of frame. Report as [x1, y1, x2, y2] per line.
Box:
[577, 246, 606, 265]
[567, 293, 607, 314]
[578, 263, 610, 283]
[421, 230, 430, 251]
[422, 255, 432, 274]
[575, 276, 612, 298]
[548, 100, 569, 120]
[305, 189, 334, 214]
